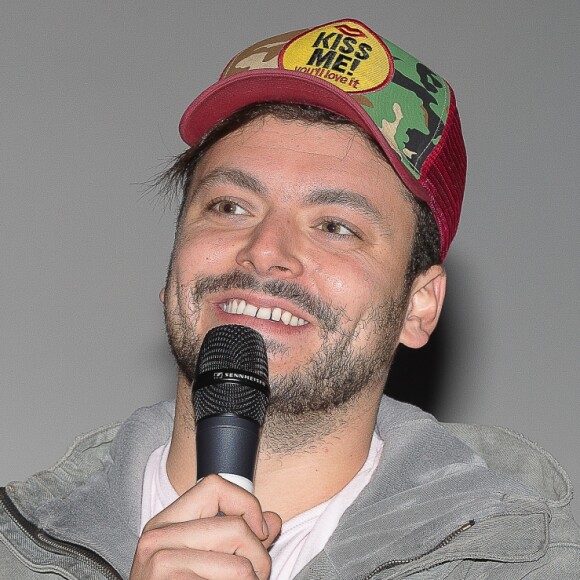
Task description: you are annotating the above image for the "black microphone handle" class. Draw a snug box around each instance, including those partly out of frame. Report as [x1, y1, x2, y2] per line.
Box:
[196, 414, 260, 493]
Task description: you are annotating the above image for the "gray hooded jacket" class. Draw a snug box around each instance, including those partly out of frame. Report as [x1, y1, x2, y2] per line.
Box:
[1, 397, 579, 579]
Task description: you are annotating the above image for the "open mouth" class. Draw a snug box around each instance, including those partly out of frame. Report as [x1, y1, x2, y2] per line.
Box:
[220, 298, 308, 327]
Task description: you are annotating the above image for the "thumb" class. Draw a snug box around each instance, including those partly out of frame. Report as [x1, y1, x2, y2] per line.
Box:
[262, 511, 283, 548]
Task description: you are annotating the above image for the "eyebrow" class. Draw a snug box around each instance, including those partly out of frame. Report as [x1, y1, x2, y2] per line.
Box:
[192, 167, 267, 198]
[190, 167, 388, 230]
[304, 188, 386, 228]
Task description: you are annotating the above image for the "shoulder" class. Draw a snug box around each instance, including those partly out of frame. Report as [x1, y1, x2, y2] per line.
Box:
[3, 399, 175, 520]
[4, 421, 121, 516]
[443, 422, 573, 509]
[443, 421, 580, 569]
[0, 400, 175, 578]
[0, 422, 122, 578]
[375, 397, 580, 559]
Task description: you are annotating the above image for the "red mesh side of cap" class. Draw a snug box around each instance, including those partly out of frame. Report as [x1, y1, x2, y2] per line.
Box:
[419, 89, 467, 260]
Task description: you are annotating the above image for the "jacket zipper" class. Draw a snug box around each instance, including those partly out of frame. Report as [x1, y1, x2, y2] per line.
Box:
[360, 520, 475, 579]
[0, 487, 123, 579]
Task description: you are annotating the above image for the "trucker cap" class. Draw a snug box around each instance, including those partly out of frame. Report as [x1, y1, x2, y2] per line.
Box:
[179, 19, 467, 260]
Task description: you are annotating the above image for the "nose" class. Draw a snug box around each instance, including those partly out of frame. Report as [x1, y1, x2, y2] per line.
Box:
[235, 212, 304, 278]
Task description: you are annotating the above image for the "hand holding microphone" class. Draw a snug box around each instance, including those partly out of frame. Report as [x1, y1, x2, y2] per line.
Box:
[131, 476, 281, 579]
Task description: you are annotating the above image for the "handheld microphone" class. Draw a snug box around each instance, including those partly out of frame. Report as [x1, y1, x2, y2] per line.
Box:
[193, 324, 270, 493]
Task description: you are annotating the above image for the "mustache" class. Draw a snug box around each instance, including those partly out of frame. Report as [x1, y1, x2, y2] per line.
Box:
[192, 271, 341, 333]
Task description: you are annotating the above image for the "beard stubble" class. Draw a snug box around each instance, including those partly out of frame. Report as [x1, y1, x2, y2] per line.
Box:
[164, 270, 409, 452]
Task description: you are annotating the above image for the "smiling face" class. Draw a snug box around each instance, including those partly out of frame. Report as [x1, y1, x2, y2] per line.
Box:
[163, 115, 418, 418]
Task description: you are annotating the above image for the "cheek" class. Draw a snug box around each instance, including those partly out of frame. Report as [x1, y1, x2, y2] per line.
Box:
[175, 230, 237, 271]
[320, 269, 348, 296]
[311, 251, 406, 328]
[311, 255, 381, 310]
[310, 257, 346, 297]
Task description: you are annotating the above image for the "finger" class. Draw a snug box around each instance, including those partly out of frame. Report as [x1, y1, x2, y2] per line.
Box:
[144, 474, 268, 540]
[133, 547, 262, 580]
[262, 511, 283, 549]
[136, 517, 271, 579]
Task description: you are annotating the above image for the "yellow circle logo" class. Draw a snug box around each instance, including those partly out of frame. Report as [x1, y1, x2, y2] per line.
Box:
[280, 20, 393, 93]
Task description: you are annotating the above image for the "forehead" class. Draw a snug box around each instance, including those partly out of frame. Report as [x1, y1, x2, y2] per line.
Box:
[191, 115, 409, 205]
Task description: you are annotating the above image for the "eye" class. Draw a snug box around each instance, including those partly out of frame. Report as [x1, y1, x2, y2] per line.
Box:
[209, 199, 249, 216]
[316, 219, 359, 237]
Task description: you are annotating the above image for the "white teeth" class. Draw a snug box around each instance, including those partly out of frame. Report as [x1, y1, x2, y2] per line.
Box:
[243, 303, 258, 317]
[221, 299, 308, 326]
[256, 307, 272, 320]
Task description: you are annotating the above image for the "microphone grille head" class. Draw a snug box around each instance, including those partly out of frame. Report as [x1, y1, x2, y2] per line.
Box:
[193, 325, 270, 425]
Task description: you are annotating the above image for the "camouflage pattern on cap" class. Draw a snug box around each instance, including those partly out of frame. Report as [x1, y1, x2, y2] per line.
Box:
[180, 19, 467, 259]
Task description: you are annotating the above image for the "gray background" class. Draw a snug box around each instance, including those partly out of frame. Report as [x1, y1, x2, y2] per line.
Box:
[2, 1, 578, 522]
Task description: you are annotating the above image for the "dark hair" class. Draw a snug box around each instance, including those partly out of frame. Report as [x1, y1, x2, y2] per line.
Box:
[157, 103, 440, 287]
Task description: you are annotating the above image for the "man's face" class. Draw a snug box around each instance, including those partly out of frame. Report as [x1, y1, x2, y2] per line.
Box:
[163, 116, 416, 416]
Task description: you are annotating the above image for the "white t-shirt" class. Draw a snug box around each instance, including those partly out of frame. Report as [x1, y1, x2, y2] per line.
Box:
[140, 433, 384, 579]
[140, 438, 178, 534]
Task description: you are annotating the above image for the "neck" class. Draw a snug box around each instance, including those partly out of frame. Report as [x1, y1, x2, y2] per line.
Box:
[167, 373, 383, 522]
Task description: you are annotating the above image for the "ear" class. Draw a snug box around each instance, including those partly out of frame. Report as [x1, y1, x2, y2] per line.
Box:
[159, 287, 165, 303]
[398, 265, 446, 349]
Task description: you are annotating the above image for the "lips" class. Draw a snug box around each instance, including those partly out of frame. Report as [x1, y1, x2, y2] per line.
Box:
[219, 298, 308, 327]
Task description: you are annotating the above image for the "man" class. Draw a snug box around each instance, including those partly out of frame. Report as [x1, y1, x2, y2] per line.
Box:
[1, 18, 579, 579]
